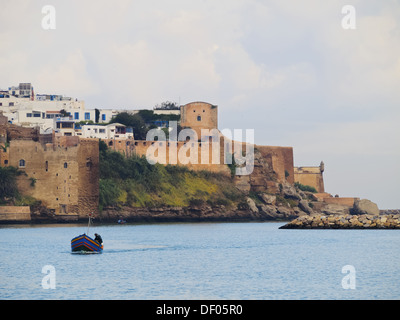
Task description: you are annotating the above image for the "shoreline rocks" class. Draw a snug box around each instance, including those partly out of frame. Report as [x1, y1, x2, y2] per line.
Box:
[99, 205, 291, 223]
[279, 214, 400, 229]
[351, 199, 380, 215]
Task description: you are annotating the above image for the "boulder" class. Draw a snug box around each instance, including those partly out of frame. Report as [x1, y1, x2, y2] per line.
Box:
[321, 203, 350, 215]
[260, 193, 276, 205]
[352, 199, 379, 215]
[281, 182, 301, 200]
[259, 204, 278, 219]
[298, 200, 314, 215]
[276, 206, 296, 219]
[246, 197, 259, 213]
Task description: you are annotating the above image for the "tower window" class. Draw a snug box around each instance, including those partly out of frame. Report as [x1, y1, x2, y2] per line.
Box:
[19, 159, 25, 168]
[197, 116, 201, 121]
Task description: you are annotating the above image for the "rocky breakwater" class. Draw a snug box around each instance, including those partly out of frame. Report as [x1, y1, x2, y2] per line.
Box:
[280, 213, 400, 229]
[280, 198, 400, 229]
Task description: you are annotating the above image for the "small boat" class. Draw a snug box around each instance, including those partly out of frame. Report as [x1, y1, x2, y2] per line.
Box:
[71, 214, 103, 253]
[117, 219, 127, 224]
[71, 234, 103, 253]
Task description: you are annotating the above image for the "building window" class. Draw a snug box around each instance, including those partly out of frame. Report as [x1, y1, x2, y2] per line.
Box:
[62, 122, 73, 128]
[9, 102, 14, 106]
[197, 116, 201, 121]
[19, 159, 25, 168]
[4, 160, 8, 165]
[85, 112, 90, 120]
[99, 129, 105, 133]
[102, 114, 106, 121]
[64, 162, 68, 168]
[74, 112, 79, 120]
[45, 161, 48, 172]
[26, 113, 32, 117]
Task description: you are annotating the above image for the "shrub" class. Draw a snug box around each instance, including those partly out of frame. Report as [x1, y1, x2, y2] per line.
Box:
[294, 182, 317, 193]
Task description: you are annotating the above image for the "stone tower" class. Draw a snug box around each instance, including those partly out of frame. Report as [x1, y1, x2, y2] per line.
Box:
[180, 102, 218, 138]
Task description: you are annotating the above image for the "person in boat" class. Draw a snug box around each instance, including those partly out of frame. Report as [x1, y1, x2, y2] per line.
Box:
[94, 233, 103, 245]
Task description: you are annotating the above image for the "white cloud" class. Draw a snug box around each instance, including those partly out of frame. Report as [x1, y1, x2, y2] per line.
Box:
[34, 49, 99, 98]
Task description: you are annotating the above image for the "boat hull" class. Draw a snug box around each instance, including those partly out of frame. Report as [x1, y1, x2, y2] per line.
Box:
[71, 234, 103, 253]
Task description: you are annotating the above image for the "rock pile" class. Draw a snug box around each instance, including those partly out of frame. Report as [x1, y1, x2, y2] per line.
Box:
[280, 214, 400, 229]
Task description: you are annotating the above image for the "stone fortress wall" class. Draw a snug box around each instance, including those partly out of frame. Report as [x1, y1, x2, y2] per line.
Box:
[5, 136, 98, 219]
[0, 101, 331, 221]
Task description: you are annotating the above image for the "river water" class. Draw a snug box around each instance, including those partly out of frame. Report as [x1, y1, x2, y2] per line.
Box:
[0, 222, 399, 300]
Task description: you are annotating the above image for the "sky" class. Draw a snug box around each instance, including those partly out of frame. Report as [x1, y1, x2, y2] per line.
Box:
[0, 0, 399, 209]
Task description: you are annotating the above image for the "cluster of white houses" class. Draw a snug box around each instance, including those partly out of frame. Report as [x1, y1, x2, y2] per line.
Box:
[0, 83, 178, 140]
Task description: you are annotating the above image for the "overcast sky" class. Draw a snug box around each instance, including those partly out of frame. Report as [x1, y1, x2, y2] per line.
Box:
[1, 0, 399, 209]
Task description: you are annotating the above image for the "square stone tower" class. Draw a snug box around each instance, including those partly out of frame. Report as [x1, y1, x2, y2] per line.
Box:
[180, 102, 218, 138]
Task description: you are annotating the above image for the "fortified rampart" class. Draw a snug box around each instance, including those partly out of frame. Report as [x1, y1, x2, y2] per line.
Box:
[294, 161, 325, 193]
[7, 138, 99, 219]
[0, 206, 31, 222]
[0, 100, 326, 222]
[102, 102, 297, 193]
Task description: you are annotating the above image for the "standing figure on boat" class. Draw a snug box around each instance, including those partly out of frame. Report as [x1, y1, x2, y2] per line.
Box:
[94, 233, 103, 245]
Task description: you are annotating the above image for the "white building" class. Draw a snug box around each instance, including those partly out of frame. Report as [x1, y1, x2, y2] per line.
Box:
[0, 83, 93, 132]
[1, 83, 172, 138]
[79, 123, 133, 140]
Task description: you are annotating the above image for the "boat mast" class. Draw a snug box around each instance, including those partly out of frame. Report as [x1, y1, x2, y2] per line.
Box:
[86, 213, 92, 235]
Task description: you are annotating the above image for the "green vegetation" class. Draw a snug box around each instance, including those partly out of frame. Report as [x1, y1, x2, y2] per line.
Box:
[0, 166, 20, 204]
[294, 182, 317, 193]
[154, 101, 179, 110]
[98, 142, 245, 211]
[14, 195, 41, 208]
[0, 166, 41, 208]
[109, 112, 147, 140]
[109, 109, 180, 140]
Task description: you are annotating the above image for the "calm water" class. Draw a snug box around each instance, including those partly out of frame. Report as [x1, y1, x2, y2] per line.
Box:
[0, 222, 399, 300]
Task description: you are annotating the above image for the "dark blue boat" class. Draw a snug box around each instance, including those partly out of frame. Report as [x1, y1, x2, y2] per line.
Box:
[71, 234, 103, 253]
